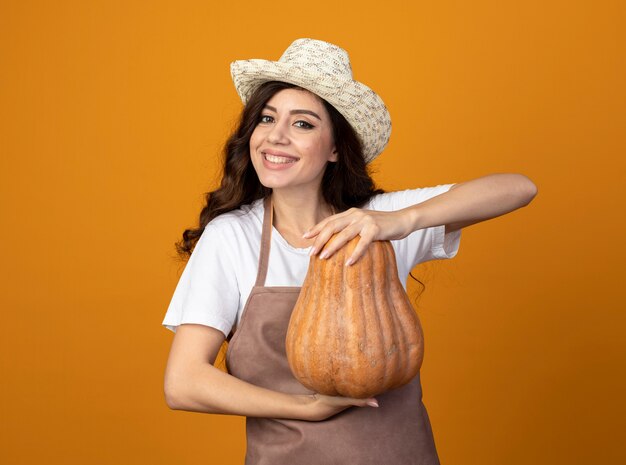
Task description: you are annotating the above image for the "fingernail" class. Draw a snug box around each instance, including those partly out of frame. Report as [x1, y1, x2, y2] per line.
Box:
[302, 231, 310, 238]
[319, 251, 328, 259]
[344, 257, 353, 267]
[309, 248, 316, 256]
[366, 400, 379, 408]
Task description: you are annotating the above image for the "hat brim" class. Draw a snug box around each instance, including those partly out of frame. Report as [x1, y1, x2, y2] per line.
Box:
[230, 59, 391, 163]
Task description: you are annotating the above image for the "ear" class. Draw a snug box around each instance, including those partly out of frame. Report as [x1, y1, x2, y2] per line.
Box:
[329, 146, 338, 163]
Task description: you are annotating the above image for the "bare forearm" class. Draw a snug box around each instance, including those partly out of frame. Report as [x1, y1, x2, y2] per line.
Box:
[165, 363, 375, 421]
[404, 173, 537, 233]
[166, 363, 308, 418]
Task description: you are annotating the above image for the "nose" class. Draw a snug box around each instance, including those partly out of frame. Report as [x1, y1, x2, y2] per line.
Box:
[266, 120, 289, 145]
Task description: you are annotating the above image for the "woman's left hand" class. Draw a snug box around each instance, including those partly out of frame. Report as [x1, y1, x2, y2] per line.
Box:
[302, 174, 538, 266]
[303, 208, 411, 266]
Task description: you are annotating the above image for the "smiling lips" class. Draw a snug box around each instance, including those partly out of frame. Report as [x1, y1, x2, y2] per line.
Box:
[262, 150, 300, 166]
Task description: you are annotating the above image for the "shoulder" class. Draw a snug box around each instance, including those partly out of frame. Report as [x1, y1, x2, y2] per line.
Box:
[190, 199, 264, 260]
[366, 184, 456, 211]
[203, 199, 264, 236]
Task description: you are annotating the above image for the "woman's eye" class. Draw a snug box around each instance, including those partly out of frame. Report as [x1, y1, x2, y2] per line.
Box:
[259, 115, 274, 124]
[294, 120, 314, 129]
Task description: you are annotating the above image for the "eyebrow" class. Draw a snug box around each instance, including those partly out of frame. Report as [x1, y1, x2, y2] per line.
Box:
[264, 105, 322, 121]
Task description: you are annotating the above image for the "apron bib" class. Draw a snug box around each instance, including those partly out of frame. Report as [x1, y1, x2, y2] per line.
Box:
[226, 196, 440, 465]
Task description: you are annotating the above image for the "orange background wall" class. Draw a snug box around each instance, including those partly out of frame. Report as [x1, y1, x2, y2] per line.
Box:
[1, 1, 624, 464]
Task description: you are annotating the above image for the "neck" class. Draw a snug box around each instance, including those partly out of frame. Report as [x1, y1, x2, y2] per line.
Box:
[271, 189, 333, 246]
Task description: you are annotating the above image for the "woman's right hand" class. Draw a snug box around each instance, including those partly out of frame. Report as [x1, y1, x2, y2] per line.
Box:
[164, 324, 379, 421]
[296, 393, 379, 422]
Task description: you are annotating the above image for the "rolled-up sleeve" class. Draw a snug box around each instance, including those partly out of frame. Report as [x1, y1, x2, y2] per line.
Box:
[369, 184, 462, 279]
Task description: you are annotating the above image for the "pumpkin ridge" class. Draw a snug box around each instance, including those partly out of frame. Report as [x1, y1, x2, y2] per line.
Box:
[379, 242, 406, 391]
[337, 239, 362, 396]
[367, 241, 395, 394]
[392, 272, 423, 385]
[295, 254, 323, 389]
[287, 257, 312, 387]
[329, 251, 344, 395]
[330, 245, 346, 395]
[319, 256, 338, 394]
[300, 256, 319, 390]
[390, 249, 417, 385]
[386, 244, 423, 385]
[354, 241, 375, 397]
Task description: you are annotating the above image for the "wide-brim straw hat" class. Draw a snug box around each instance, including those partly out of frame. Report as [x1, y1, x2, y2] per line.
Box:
[230, 38, 391, 163]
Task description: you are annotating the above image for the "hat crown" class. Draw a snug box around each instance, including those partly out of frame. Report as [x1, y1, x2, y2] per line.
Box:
[278, 38, 353, 79]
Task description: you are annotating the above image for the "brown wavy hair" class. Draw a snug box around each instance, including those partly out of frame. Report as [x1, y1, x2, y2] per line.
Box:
[175, 80, 385, 261]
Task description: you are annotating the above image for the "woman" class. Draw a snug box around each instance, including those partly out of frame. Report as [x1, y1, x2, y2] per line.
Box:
[162, 38, 537, 464]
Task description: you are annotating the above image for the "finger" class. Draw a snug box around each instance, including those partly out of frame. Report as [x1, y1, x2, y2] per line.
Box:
[303, 209, 354, 239]
[309, 219, 353, 256]
[344, 228, 378, 266]
[318, 226, 361, 259]
[351, 397, 379, 408]
[302, 218, 329, 239]
[322, 393, 379, 408]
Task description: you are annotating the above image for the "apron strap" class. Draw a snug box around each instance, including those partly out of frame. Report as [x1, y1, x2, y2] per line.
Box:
[255, 195, 273, 287]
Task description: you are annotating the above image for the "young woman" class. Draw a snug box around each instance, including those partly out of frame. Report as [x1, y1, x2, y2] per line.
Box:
[162, 38, 537, 464]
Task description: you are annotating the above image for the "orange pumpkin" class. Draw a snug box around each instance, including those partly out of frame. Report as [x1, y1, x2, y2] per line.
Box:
[285, 235, 424, 399]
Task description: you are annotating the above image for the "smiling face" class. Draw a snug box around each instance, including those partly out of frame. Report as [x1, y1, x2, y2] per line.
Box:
[249, 87, 337, 196]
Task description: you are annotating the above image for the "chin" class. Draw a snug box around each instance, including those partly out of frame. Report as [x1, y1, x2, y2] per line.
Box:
[256, 175, 292, 190]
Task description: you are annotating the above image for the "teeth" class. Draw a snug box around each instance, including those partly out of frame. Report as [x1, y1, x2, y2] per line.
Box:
[265, 153, 297, 164]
